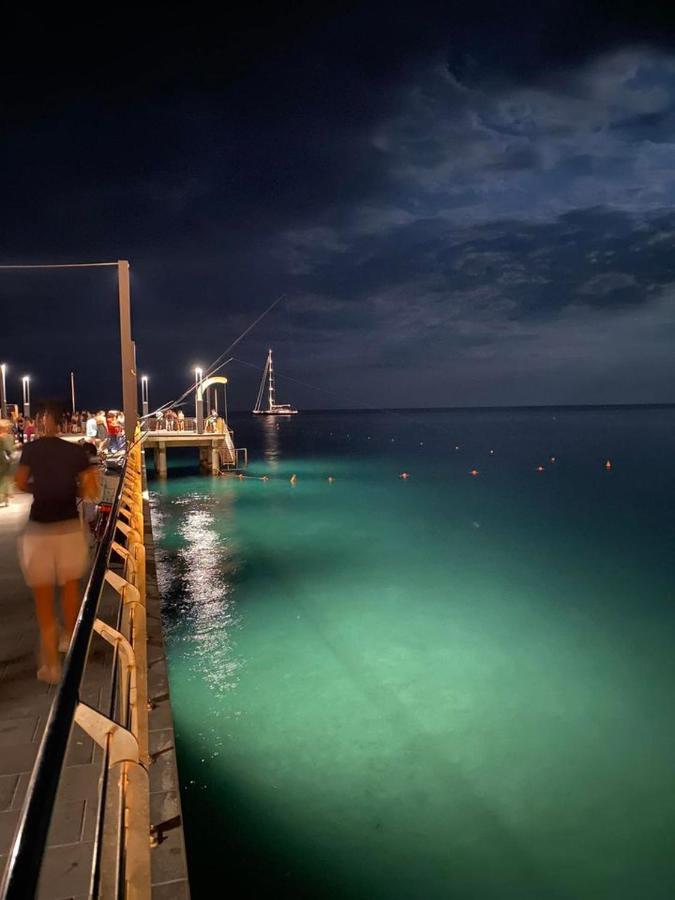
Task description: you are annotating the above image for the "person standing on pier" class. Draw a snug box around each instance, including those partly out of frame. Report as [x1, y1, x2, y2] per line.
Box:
[95, 411, 108, 449]
[85, 410, 97, 444]
[14, 401, 99, 684]
[0, 419, 14, 506]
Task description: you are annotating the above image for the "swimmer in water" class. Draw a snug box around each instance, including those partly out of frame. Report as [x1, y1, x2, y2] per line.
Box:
[290, 474, 297, 485]
[328, 476, 334, 483]
[400, 472, 409, 480]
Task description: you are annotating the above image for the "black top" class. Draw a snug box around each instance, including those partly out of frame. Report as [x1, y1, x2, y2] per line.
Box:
[20, 437, 90, 523]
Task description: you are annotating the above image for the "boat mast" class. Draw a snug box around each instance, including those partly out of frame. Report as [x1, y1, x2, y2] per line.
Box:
[267, 348, 275, 412]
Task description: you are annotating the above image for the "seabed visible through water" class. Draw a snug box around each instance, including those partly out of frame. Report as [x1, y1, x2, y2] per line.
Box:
[151, 407, 675, 899]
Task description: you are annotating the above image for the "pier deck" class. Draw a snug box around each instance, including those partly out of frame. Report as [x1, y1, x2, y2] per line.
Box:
[0, 481, 190, 897]
[0, 494, 115, 898]
[143, 430, 237, 476]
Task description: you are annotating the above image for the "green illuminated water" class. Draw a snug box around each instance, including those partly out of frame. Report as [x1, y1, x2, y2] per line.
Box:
[150, 408, 675, 899]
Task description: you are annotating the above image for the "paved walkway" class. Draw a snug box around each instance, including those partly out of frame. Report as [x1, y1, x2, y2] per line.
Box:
[0, 492, 115, 899]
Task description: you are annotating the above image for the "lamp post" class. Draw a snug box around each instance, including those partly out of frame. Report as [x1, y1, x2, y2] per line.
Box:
[0, 364, 6, 419]
[70, 371, 76, 414]
[194, 367, 204, 433]
[22, 376, 30, 419]
[117, 260, 138, 444]
[141, 375, 149, 418]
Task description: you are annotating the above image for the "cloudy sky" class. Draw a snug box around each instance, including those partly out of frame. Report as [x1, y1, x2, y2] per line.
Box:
[2, 3, 675, 409]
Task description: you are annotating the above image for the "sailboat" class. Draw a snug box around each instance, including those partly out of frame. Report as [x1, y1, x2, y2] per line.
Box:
[252, 349, 298, 416]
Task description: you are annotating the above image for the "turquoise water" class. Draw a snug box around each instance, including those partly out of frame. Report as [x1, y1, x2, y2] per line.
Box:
[150, 408, 675, 899]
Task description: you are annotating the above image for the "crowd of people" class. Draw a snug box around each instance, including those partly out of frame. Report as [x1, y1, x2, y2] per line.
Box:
[150, 408, 226, 433]
[0, 407, 127, 510]
[3, 407, 126, 453]
[153, 407, 186, 430]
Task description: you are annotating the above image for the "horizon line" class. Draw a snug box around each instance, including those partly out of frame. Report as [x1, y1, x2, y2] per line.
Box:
[227, 401, 675, 413]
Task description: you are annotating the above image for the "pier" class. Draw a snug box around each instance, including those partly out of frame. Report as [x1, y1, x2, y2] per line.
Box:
[142, 373, 246, 477]
[0, 438, 189, 898]
[144, 429, 238, 477]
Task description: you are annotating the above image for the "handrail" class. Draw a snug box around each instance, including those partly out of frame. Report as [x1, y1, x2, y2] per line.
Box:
[0, 455, 130, 900]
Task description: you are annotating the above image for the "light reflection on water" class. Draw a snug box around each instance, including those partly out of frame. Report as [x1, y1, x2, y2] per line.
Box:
[153, 487, 243, 694]
[261, 416, 280, 467]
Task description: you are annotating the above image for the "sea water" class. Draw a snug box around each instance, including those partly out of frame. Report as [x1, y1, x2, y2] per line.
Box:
[150, 407, 675, 899]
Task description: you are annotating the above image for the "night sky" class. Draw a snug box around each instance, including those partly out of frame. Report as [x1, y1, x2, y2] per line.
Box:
[3, 3, 675, 411]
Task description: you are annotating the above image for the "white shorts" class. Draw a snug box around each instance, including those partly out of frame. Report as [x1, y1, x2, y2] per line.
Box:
[18, 520, 89, 588]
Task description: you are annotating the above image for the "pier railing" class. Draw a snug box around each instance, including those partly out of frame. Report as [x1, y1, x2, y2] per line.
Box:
[144, 415, 197, 432]
[144, 415, 233, 436]
[0, 434, 151, 899]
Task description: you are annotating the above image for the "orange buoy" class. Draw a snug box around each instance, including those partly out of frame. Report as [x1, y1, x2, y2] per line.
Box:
[604, 459, 612, 470]
[399, 472, 409, 480]
[470, 468, 479, 477]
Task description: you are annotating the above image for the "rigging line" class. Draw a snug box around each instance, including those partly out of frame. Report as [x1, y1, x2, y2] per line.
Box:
[137, 358, 235, 420]
[141, 292, 285, 418]
[230, 356, 470, 444]
[201, 294, 286, 384]
[253, 355, 268, 413]
[0, 262, 119, 269]
[232, 356, 371, 409]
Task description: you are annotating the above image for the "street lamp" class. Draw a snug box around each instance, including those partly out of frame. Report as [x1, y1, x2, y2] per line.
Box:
[22, 375, 30, 419]
[194, 367, 204, 433]
[0, 364, 7, 419]
[141, 375, 149, 418]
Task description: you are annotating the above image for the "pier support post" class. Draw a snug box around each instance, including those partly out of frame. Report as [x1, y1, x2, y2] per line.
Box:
[154, 443, 167, 478]
[199, 446, 209, 474]
[211, 444, 220, 475]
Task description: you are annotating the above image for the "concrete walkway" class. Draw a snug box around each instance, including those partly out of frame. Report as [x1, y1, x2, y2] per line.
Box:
[0, 449, 191, 898]
[0, 492, 115, 899]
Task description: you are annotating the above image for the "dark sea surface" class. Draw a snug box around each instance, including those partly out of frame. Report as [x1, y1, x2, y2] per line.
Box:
[149, 407, 675, 899]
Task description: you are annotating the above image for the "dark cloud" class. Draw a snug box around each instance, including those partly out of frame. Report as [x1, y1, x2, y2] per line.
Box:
[2, 4, 675, 408]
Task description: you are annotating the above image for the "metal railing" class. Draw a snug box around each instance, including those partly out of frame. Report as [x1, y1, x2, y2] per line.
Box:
[144, 416, 234, 436]
[144, 416, 197, 432]
[0, 435, 151, 900]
